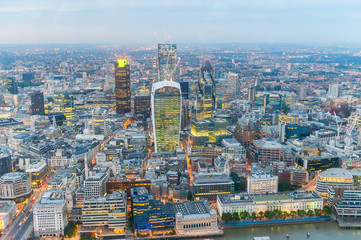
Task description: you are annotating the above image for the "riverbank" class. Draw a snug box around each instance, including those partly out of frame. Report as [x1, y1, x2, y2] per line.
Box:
[220, 216, 333, 228]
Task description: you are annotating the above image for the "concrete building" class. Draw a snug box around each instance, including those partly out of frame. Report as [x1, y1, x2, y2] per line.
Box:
[328, 84, 341, 98]
[0, 172, 32, 201]
[217, 191, 323, 217]
[247, 168, 278, 195]
[83, 167, 108, 197]
[193, 173, 234, 202]
[316, 168, 353, 196]
[81, 191, 126, 236]
[172, 200, 218, 233]
[0, 201, 16, 231]
[26, 161, 47, 188]
[92, 107, 109, 137]
[34, 191, 67, 238]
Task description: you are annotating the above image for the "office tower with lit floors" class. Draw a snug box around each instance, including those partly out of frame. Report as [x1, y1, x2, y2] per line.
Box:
[197, 60, 216, 119]
[30, 91, 45, 115]
[158, 44, 177, 81]
[151, 81, 181, 153]
[115, 59, 131, 114]
[53, 91, 75, 120]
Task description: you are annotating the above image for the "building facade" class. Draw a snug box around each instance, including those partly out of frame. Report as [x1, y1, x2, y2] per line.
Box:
[193, 173, 234, 202]
[151, 81, 181, 153]
[217, 191, 323, 217]
[0, 172, 32, 201]
[316, 168, 353, 195]
[33, 191, 67, 238]
[82, 191, 126, 234]
[30, 91, 45, 115]
[134, 94, 151, 118]
[115, 59, 131, 114]
[158, 44, 177, 82]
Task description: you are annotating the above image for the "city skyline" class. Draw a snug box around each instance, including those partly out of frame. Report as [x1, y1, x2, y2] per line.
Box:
[1, 0, 361, 44]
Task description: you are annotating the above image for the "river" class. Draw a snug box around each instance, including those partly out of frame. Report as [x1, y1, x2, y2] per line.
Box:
[217, 222, 361, 240]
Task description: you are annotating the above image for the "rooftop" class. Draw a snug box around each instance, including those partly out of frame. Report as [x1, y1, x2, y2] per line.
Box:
[319, 168, 353, 179]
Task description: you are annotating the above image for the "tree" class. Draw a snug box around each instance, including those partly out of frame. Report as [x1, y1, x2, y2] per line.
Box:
[274, 85, 282, 91]
[322, 205, 332, 216]
[251, 212, 258, 220]
[315, 209, 322, 217]
[64, 221, 77, 238]
[232, 212, 240, 222]
[307, 210, 314, 217]
[222, 213, 232, 223]
[238, 178, 247, 191]
[297, 209, 306, 217]
[281, 211, 290, 219]
[290, 210, 297, 218]
[187, 190, 193, 201]
[278, 180, 293, 192]
[258, 211, 265, 220]
[273, 209, 282, 219]
[265, 210, 274, 219]
[240, 211, 250, 220]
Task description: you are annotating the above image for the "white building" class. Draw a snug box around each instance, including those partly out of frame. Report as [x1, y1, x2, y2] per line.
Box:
[217, 191, 323, 217]
[82, 191, 126, 234]
[83, 167, 108, 197]
[48, 149, 70, 168]
[34, 191, 67, 238]
[0, 172, 32, 201]
[0, 201, 16, 231]
[316, 168, 353, 196]
[247, 168, 278, 195]
[328, 84, 341, 98]
[173, 200, 218, 234]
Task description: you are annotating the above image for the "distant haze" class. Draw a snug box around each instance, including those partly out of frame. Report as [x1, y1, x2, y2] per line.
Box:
[1, 0, 361, 44]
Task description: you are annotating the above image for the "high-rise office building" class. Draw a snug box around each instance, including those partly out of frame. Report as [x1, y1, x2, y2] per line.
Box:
[30, 91, 45, 115]
[158, 44, 177, 81]
[197, 60, 216, 119]
[151, 81, 181, 153]
[328, 84, 341, 98]
[92, 107, 109, 136]
[299, 85, 308, 99]
[115, 59, 131, 114]
[7, 77, 18, 94]
[248, 87, 256, 101]
[134, 94, 151, 118]
[53, 91, 74, 120]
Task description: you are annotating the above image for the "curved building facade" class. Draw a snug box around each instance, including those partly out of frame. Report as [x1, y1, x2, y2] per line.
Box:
[151, 81, 181, 153]
[316, 168, 353, 195]
[197, 60, 216, 119]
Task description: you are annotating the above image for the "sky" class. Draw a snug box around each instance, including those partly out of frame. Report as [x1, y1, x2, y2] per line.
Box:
[1, 0, 361, 44]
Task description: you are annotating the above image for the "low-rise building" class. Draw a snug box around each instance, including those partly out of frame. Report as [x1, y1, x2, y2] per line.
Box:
[33, 191, 67, 238]
[0, 201, 16, 231]
[84, 167, 108, 197]
[81, 191, 126, 237]
[217, 191, 323, 217]
[247, 167, 278, 195]
[193, 173, 234, 202]
[0, 172, 32, 202]
[316, 168, 353, 196]
[172, 200, 218, 233]
[26, 161, 47, 188]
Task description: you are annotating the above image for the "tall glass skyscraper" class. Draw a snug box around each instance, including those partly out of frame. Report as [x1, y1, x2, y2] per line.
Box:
[151, 81, 181, 153]
[158, 44, 177, 82]
[197, 60, 216, 119]
[30, 91, 45, 115]
[115, 59, 131, 114]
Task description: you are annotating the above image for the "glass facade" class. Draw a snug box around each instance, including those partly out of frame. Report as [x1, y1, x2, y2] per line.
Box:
[151, 81, 181, 153]
[158, 44, 177, 81]
[197, 60, 216, 119]
[53, 91, 75, 120]
[115, 59, 131, 114]
[30, 91, 45, 115]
